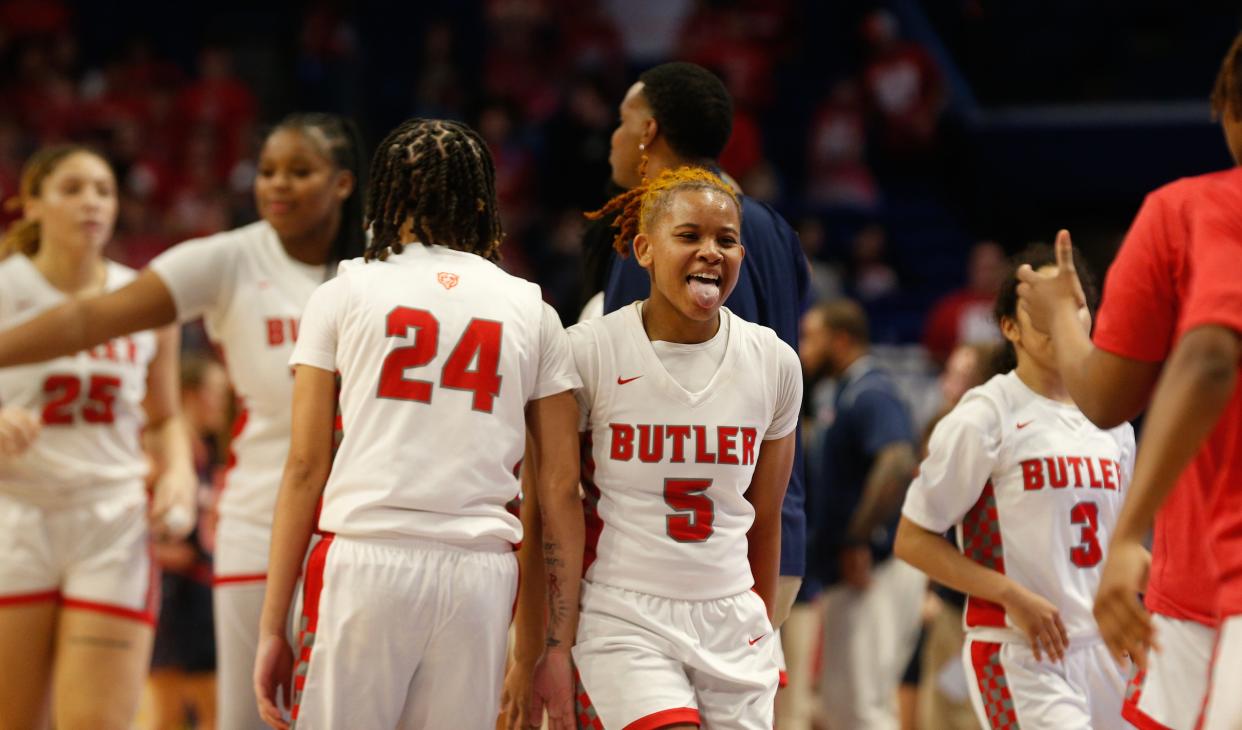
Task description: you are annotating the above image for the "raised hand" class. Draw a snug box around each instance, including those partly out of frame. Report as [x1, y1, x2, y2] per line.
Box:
[1016, 229, 1089, 334]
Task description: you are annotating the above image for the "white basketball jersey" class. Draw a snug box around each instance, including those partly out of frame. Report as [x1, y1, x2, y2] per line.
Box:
[570, 304, 801, 601]
[150, 221, 325, 525]
[902, 371, 1136, 644]
[290, 244, 579, 548]
[0, 256, 156, 506]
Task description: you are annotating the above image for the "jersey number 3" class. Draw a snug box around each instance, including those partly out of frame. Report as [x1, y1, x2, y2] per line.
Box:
[665, 478, 715, 542]
[377, 306, 503, 412]
[1069, 501, 1103, 568]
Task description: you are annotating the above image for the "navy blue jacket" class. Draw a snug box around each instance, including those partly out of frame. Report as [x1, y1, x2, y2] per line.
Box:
[603, 194, 811, 576]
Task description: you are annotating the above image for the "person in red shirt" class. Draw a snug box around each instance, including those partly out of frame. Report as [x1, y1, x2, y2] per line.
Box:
[922, 240, 1005, 364]
[1013, 32, 1242, 730]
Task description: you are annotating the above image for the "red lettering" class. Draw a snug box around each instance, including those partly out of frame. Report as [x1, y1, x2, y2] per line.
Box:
[1067, 457, 1085, 486]
[609, 424, 634, 461]
[267, 318, 284, 346]
[637, 424, 664, 463]
[1044, 457, 1069, 488]
[667, 426, 690, 463]
[741, 428, 757, 465]
[1021, 459, 1044, 491]
[1086, 458, 1103, 489]
[124, 337, 137, 364]
[1101, 459, 1117, 491]
[1115, 460, 1125, 491]
[717, 426, 739, 465]
[693, 425, 716, 464]
[289, 318, 299, 341]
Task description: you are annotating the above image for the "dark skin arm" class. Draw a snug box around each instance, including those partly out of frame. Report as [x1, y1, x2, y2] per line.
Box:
[0, 269, 176, 366]
[746, 433, 796, 619]
[499, 436, 547, 730]
[841, 441, 916, 589]
[1017, 230, 1161, 428]
[1093, 325, 1240, 668]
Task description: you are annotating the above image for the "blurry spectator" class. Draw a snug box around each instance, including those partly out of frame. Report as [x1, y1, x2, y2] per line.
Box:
[9, 42, 79, 143]
[849, 223, 899, 302]
[297, 1, 362, 115]
[542, 74, 614, 212]
[483, 1, 560, 121]
[921, 239, 1005, 363]
[0, 0, 70, 41]
[860, 9, 946, 169]
[412, 20, 467, 119]
[556, 0, 625, 86]
[601, 0, 693, 67]
[478, 100, 538, 251]
[719, 106, 765, 184]
[807, 78, 878, 212]
[801, 298, 924, 729]
[176, 47, 257, 181]
[162, 128, 231, 240]
[0, 116, 23, 230]
[146, 357, 230, 730]
[797, 216, 844, 304]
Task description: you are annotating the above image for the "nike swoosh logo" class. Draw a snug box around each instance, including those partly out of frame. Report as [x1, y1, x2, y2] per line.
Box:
[748, 634, 766, 646]
[617, 375, 643, 385]
[1016, 421, 1033, 430]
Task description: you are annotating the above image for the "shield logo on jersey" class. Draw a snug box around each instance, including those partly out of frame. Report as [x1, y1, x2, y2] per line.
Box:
[437, 272, 459, 290]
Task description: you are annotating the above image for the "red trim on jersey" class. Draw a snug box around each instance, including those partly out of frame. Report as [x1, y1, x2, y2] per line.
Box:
[0, 589, 60, 607]
[581, 433, 604, 575]
[1122, 669, 1175, 730]
[969, 640, 1019, 729]
[61, 596, 156, 625]
[778, 669, 789, 688]
[623, 707, 701, 730]
[292, 533, 334, 722]
[962, 481, 1007, 628]
[219, 403, 249, 494]
[213, 572, 268, 587]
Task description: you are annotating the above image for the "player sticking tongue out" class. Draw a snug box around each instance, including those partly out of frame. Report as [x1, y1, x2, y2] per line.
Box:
[588, 166, 744, 342]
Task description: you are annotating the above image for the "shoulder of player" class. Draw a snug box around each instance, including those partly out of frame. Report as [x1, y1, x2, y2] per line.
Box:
[731, 312, 795, 360]
[942, 374, 1011, 433]
[740, 195, 797, 248]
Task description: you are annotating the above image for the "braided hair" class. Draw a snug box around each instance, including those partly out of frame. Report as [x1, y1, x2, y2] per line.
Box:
[269, 113, 367, 265]
[584, 165, 741, 256]
[363, 118, 503, 262]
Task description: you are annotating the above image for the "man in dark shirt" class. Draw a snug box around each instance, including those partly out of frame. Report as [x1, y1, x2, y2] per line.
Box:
[801, 299, 925, 728]
[594, 62, 812, 630]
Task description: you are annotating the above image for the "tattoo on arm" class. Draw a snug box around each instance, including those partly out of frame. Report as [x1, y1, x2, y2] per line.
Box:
[544, 540, 566, 647]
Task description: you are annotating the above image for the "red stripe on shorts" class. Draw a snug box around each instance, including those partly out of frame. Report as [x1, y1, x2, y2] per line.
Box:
[60, 596, 155, 625]
[291, 533, 334, 722]
[969, 640, 1019, 729]
[0, 589, 60, 607]
[623, 707, 701, 730]
[213, 572, 268, 586]
[1122, 669, 1176, 730]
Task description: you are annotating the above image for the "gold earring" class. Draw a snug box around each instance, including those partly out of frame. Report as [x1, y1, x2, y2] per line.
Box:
[637, 146, 649, 184]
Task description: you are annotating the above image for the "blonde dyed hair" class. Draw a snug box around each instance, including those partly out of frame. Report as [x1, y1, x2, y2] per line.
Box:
[585, 166, 741, 256]
[1, 145, 107, 259]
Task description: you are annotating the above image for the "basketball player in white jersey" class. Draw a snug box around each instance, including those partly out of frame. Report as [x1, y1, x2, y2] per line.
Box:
[522, 167, 800, 730]
[895, 244, 1136, 730]
[252, 118, 580, 729]
[0, 146, 195, 729]
[0, 114, 366, 729]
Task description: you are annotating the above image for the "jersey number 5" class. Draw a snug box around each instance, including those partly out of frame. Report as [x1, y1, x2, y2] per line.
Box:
[664, 478, 715, 542]
[42, 374, 121, 425]
[1069, 501, 1103, 568]
[377, 307, 503, 412]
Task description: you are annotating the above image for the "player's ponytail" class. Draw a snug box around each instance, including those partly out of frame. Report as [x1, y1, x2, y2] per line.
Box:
[585, 166, 741, 257]
[992, 242, 1099, 372]
[0, 145, 103, 260]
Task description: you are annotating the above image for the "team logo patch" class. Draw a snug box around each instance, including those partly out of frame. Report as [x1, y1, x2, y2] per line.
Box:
[437, 272, 459, 290]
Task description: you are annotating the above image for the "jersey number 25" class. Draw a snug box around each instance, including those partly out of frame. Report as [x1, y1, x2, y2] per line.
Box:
[377, 306, 503, 412]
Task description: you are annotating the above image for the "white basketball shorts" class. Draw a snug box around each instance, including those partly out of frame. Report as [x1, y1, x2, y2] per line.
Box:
[1121, 614, 1214, 730]
[572, 580, 778, 730]
[963, 637, 1128, 729]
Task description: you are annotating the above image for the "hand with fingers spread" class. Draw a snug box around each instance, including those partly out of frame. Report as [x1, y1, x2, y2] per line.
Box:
[253, 631, 295, 730]
[500, 656, 537, 730]
[1093, 538, 1155, 669]
[1002, 582, 1070, 662]
[1016, 229, 1089, 334]
[531, 648, 575, 730]
[0, 406, 40, 459]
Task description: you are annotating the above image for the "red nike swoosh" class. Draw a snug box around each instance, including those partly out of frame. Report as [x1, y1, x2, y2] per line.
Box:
[617, 375, 643, 385]
[748, 634, 766, 646]
[1016, 421, 1033, 430]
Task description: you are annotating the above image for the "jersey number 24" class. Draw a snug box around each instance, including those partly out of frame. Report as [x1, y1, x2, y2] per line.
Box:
[377, 306, 503, 412]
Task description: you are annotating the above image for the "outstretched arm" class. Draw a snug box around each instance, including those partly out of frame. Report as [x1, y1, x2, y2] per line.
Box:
[0, 269, 177, 367]
[1093, 325, 1240, 667]
[1017, 231, 1160, 428]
